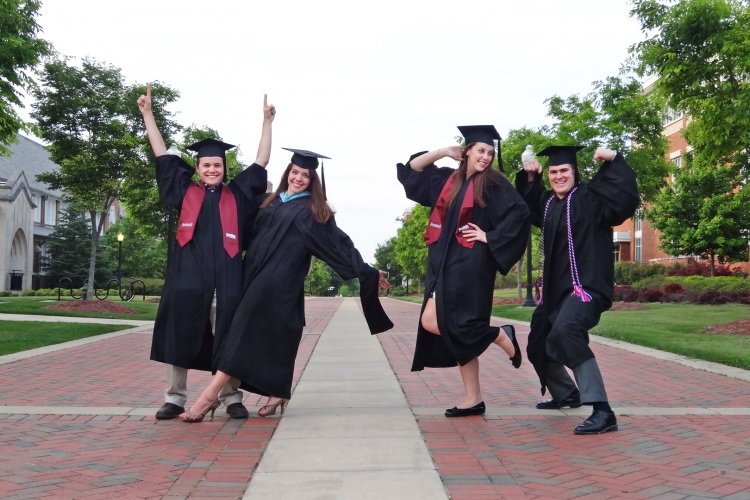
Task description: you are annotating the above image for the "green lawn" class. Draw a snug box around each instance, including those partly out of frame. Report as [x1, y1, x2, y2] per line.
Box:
[0, 321, 133, 356]
[0, 296, 159, 320]
[398, 296, 750, 371]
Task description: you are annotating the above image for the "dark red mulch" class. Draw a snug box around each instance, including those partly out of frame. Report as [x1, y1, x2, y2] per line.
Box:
[144, 297, 160, 303]
[703, 319, 750, 336]
[610, 301, 649, 311]
[44, 301, 139, 315]
[492, 297, 524, 305]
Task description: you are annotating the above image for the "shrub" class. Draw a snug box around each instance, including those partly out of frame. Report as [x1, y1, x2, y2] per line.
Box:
[35, 288, 57, 296]
[134, 278, 164, 296]
[663, 283, 685, 294]
[633, 276, 669, 291]
[339, 285, 351, 297]
[668, 259, 736, 277]
[614, 262, 668, 285]
[638, 288, 663, 303]
[391, 286, 406, 297]
[20, 289, 36, 296]
[613, 285, 639, 302]
[0, 291, 13, 297]
[699, 290, 731, 305]
[662, 293, 687, 303]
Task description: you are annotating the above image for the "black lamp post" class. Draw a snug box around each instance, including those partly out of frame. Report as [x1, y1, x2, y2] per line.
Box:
[522, 230, 536, 307]
[117, 233, 124, 283]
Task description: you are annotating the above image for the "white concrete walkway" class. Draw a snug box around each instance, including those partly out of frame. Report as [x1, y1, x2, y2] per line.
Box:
[244, 298, 448, 500]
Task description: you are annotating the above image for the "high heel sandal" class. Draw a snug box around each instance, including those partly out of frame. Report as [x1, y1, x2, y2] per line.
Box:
[501, 325, 522, 369]
[258, 398, 289, 417]
[180, 398, 221, 423]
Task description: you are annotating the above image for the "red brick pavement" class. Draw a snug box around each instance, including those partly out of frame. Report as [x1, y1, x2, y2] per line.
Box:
[378, 298, 750, 500]
[0, 297, 340, 499]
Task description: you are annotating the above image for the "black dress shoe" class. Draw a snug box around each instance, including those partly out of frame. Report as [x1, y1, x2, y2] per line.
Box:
[501, 325, 522, 369]
[225, 402, 249, 419]
[536, 390, 582, 409]
[574, 409, 618, 434]
[445, 401, 486, 417]
[155, 402, 185, 420]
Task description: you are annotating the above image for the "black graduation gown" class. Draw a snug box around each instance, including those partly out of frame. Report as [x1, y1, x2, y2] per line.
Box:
[515, 153, 639, 392]
[397, 153, 531, 371]
[213, 196, 393, 399]
[150, 155, 268, 371]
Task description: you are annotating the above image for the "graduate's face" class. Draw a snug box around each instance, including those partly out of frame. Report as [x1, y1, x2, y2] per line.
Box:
[465, 142, 494, 175]
[197, 157, 225, 187]
[287, 164, 311, 194]
[548, 164, 575, 198]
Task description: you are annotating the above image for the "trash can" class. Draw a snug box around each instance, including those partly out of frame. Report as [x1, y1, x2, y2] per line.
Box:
[9, 271, 23, 292]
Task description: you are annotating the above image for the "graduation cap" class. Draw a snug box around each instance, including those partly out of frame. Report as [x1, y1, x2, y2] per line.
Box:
[282, 148, 331, 199]
[457, 125, 504, 173]
[537, 145, 585, 183]
[186, 138, 236, 182]
[536, 145, 585, 167]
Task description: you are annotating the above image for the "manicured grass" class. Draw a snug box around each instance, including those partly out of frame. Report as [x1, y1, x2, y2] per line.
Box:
[0, 321, 132, 356]
[0, 297, 159, 320]
[392, 296, 423, 304]
[494, 288, 525, 298]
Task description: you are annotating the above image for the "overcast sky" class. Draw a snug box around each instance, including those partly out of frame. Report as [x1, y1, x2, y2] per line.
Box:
[19, 0, 645, 262]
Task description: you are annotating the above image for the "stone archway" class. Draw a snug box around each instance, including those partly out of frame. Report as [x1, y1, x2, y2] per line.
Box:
[9, 228, 28, 290]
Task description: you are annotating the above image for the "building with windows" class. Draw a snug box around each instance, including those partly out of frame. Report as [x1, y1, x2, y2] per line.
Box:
[0, 135, 67, 291]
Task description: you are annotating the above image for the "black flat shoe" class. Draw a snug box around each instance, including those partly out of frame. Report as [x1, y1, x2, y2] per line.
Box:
[156, 402, 185, 420]
[225, 402, 249, 419]
[501, 325, 522, 369]
[536, 389, 582, 409]
[445, 401, 486, 417]
[574, 409, 618, 434]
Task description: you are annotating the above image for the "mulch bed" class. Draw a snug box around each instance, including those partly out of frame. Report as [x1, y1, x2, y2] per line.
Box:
[703, 319, 750, 336]
[145, 298, 160, 303]
[493, 297, 524, 305]
[45, 301, 139, 315]
[610, 302, 649, 311]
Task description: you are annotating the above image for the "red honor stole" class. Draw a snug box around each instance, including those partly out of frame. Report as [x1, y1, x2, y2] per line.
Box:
[423, 172, 475, 249]
[176, 183, 239, 258]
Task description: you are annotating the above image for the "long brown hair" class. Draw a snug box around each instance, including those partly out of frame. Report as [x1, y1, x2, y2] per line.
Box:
[445, 143, 504, 208]
[261, 163, 335, 224]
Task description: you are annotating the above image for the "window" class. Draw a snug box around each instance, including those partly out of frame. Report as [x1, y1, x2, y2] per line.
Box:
[33, 195, 41, 223]
[613, 245, 621, 262]
[671, 156, 681, 182]
[44, 197, 57, 226]
[55, 200, 61, 225]
[635, 216, 643, 262]
[661, 107, 682, 126]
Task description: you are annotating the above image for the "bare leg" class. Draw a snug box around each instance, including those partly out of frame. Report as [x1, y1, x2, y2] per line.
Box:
[421, 298, 440, 335]
[457, 357, 483, 408]
[185, 370, 232, 415]
[492, 329, 515, 357]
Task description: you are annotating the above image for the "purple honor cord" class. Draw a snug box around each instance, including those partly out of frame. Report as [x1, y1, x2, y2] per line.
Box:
[537, 187, 592, 305]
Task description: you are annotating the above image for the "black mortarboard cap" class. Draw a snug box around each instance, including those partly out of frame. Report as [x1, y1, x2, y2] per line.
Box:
[457, 125, 501, 146]
[186, 138, 235, 160]
[536, 145, 585, 167]
[282, 148, 331, 199]
[457, 125, 504, 173]
[282, 148, 330, 170]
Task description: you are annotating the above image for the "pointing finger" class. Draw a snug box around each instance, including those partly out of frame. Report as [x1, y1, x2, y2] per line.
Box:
[264, 94, 267, 107]
[146, 84, 151, 98]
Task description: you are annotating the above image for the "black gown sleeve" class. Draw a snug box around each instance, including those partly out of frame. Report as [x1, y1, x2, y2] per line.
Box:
[155, 155, 195, 209]
[514, 170, 551, 228]
[484, 177, 532, 275]
[396, 151, 455, 208]
[584, 153, 640, 226]
[296, 215, 394, 334]
[228, 163, 269, 202]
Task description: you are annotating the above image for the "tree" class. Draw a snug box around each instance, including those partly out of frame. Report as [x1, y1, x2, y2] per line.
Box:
[101, 217, 167, 279]
[394, 204, 430, 293]
[43, 210, 112, 286]
[645, 156, 750, 275]
[32, 56, 140, 298]
[304, 257, 330, 295]
[629, 0, 750, 181]
[373, 237, 403, 288]
[0, 0, 51, 155]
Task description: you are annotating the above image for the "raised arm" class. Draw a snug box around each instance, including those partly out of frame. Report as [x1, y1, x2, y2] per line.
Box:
[254, 94, 275, 168]
[137, 84, 167, 157]
[409, 145, 464, 171]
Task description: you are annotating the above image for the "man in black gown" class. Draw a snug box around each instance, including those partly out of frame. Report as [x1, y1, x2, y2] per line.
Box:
[138, 88, 273, 420]
[516, 146, 639, 434]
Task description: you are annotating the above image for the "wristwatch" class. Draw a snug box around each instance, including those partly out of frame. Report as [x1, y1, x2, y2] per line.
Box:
[611, 150, 618, 161]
